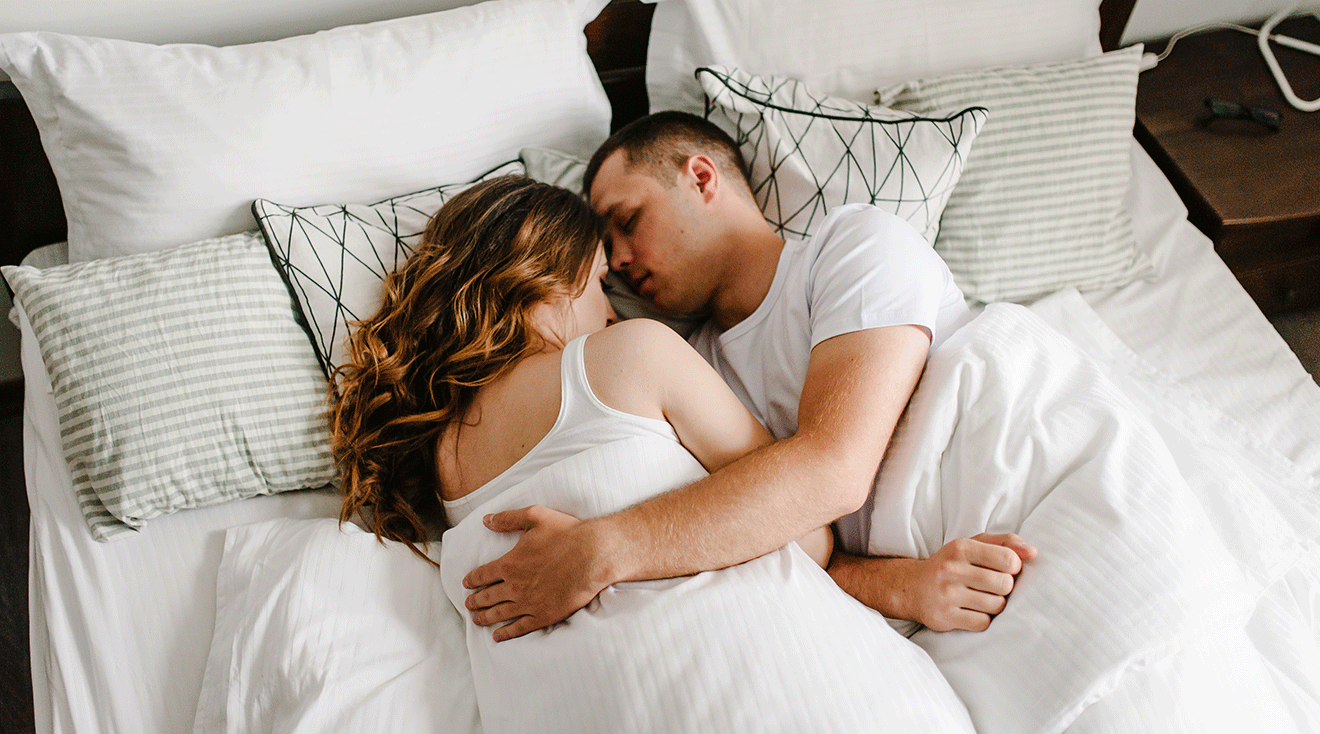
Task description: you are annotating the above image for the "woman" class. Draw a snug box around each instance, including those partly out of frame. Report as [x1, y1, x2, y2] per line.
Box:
[331, 174, 831, 573]
[328, 176, 971, 734]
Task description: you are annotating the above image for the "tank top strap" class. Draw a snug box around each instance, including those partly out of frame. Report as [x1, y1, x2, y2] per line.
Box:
[558, 334, 616, 427]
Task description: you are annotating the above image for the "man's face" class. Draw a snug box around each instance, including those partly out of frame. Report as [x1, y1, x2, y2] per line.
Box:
[588, 150, 714, 316]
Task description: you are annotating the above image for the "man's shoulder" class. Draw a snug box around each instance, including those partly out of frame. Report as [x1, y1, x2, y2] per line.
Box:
[801, 204, 928, 271]
[812, 203, 918, 244]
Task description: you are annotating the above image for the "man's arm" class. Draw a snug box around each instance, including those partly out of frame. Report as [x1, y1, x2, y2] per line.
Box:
[463, 324, 930, 640]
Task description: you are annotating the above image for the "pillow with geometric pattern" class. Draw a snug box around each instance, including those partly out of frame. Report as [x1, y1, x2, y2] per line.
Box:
[2, 233, 337, 541]
[254, 161, 524, 377]
[698, 66, 987, 245]
[876, 45, 1152, 303]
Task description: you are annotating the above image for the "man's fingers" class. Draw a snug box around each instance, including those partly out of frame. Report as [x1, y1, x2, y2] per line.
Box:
[466, 582, 514, 611]
[961, 538, 1023, 575]
[965, 566, 1015, 597]
[933, 608, 993, 633]
[483, 506, 539, 533]
[463, 561, 499, 590]
[493, 616, 542, 643]
[959, 588, 1010, 616]
[471, 601, 519, 628]
[973, 532, 1038, 563]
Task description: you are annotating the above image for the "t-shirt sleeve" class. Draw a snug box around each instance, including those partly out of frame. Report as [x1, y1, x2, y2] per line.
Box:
[807, 204, 952, 350]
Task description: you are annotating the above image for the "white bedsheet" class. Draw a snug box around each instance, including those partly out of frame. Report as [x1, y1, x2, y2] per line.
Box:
[19, 142, 1320, 732]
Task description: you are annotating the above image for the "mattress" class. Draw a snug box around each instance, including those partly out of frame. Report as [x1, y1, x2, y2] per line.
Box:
[17, 141, 1320, 733]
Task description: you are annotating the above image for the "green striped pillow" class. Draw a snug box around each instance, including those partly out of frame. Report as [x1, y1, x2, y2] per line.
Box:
[3, 233, 336, 540]
[878, 45, 1153, 303]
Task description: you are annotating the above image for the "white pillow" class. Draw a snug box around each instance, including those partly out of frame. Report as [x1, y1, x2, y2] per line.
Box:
[647, 0, 1103, 115]
[2, 234, 336, 541]
[0, 0, 611, 262]
[877, 46, 1152, 302]
[699, 66, 986, 244]
[193, 518, 479, 734]
[255, 161, 525, 376]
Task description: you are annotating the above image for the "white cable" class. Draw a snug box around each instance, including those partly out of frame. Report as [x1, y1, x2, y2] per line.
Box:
[1258, 5, 1320, 112]
[1148, 21, 1260, 65]
[1144, 8, 1320, 113]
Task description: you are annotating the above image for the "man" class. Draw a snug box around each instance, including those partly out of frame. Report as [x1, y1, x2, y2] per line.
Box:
[461, 111, 1035, 641]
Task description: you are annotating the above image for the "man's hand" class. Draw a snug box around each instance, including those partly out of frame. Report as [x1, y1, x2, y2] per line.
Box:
[829, 533, 1037, 633]
[911, 533, 1037, 632]
[462, 505, 612, 642]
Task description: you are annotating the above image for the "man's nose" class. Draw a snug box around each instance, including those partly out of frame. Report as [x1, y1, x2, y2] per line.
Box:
[609, 241, 631, 272]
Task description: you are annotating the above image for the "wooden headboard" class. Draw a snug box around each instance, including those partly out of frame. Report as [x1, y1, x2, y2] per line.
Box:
[0, 0, 1137, 269]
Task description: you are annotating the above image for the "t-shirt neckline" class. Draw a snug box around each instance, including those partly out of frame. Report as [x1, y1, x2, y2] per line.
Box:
[715, 236, 801, 346]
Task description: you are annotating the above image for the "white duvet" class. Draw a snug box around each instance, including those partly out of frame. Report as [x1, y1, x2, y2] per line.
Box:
[438, 438, 976, 734]
[867, 301, 1315, 733]
[198, 299, 1320, 734]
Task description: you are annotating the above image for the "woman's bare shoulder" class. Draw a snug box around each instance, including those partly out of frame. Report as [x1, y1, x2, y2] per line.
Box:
[592, 317, 686, 351]
[583, 319, 693, 418]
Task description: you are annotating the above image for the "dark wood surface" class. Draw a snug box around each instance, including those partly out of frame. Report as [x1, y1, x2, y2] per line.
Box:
[0, 405, 34, 734]
[0, 94, 65, 268]
[585, 0, 653, 130]
[1135, 17, 1320, 315]
[1098, 0, 1139, 52]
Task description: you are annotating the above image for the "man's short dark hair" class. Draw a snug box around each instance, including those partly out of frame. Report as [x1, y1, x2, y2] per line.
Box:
[583, 110, 753, 198]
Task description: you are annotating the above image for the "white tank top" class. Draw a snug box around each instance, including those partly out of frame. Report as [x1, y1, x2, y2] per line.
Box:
[442, 334, 681, 526]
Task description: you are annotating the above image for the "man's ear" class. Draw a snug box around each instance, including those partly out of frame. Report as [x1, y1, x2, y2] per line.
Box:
[684, 154, 721, 204]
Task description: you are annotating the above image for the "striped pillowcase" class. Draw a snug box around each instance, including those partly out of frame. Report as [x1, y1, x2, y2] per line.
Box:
[3, 233, 336, 540]
[879, 45, 1153, 303]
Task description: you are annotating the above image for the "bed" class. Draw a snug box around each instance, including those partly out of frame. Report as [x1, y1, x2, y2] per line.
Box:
[2, 0, 1319, 732]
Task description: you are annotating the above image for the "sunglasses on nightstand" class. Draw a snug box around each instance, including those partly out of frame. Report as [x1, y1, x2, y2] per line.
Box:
[1204, 98, 1282, 132]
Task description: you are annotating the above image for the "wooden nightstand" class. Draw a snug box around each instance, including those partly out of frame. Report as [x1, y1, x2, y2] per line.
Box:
[1135, 17, 1320, 317]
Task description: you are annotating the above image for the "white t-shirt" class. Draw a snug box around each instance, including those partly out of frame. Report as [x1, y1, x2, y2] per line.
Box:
[689, 203, 970, 440]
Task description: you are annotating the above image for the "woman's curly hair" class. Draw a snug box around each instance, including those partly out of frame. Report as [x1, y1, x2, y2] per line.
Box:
[330, 175, 603, 565]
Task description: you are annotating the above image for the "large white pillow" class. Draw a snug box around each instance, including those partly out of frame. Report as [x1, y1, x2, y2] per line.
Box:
[647, 0, 1103, 115]
[0, 0, 611, 262]
[193, 518, 479, 734]
[699, 66, 985, 244]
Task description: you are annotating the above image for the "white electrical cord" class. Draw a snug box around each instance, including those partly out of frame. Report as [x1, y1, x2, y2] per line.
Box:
[1258, 5, 1320, 111]
[1144, 7, 1320, 113]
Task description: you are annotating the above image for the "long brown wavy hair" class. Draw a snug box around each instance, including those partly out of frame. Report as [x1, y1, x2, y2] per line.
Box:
[331, 175, 604, 565]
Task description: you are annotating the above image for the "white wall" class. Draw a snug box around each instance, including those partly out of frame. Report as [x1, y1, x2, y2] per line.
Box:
[1123, 0, 1314, 43]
